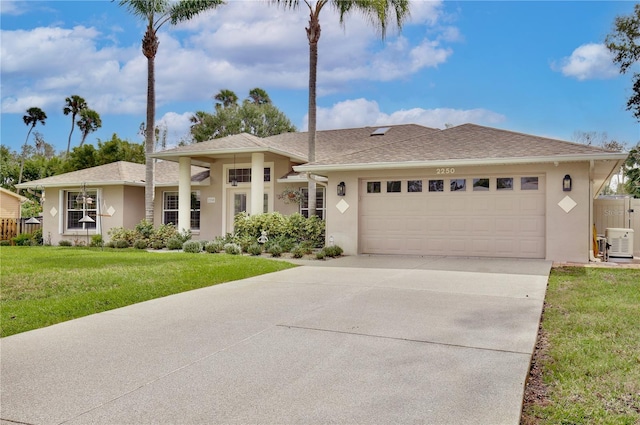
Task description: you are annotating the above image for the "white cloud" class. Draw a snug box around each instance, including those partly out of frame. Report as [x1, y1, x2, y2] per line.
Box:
[309, 98, 506, 131]
[156, 112, 195, 148]
[556, 43, 618, 80]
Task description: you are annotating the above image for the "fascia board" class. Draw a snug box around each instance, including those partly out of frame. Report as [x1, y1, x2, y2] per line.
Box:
[15, 181, 145, 189]
[153, 147, 307, 163]
[293, 153, 630, 173]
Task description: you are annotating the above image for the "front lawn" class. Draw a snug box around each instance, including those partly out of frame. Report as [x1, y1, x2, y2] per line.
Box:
[522, 266, 640, 424]
[0, 247, 296, 337]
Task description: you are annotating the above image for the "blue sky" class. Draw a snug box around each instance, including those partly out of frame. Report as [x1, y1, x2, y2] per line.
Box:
[1, 0, 638, 154]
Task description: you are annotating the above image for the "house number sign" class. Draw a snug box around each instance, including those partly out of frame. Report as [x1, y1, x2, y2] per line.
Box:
[436, 168, 456, 175]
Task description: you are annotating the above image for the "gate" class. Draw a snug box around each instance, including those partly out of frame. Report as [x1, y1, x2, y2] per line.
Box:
[594, 198, 640, 257]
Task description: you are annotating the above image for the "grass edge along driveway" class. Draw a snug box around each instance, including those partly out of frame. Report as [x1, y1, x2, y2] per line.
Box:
[0, 247, 296, 338]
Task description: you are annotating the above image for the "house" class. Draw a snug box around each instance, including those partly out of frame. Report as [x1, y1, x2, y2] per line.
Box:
[17, 124, 627, 262]
[0, 187, 28, 220]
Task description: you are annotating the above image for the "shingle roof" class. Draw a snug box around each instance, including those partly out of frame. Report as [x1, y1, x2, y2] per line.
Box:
[15, 161, 208, 188]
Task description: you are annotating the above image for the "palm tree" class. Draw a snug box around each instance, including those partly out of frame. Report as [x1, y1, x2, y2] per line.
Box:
[119, 0, 224, 222]
[63, 95, 88, 157]
[18, 107, 47, 185]
[214, 89, 239, 109]
[77, 109, 103, 147]
[272, 0, 410, 216]
[248, 87, 271, 105]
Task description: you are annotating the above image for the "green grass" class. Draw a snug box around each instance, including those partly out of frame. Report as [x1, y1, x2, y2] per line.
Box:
[526, 267, 640, 424]
[0, 246, 296, 337]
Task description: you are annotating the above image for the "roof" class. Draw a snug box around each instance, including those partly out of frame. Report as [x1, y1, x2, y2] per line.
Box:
[0, 187, 28, 202]
[15, 161, 209, 189]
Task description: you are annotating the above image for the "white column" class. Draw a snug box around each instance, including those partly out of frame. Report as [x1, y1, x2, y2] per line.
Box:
[250, 152, 264, 215]
[178, 156, 191, 233]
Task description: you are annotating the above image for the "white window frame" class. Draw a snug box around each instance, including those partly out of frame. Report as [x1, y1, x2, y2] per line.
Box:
[163, 190, 201, 230]
[300, 186, 326, 220]
[60, 189, 100, 234]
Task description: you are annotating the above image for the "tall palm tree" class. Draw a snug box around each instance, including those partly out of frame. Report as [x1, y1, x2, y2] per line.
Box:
[18, 107, 47, 185]
[248, 87, 271, 105]
[272, 0, 410, 216]
[63, 95, 88, 157]
[77, 109, 103, 147]
[214, 89, 239, 109]
[119, 0, 224, 222]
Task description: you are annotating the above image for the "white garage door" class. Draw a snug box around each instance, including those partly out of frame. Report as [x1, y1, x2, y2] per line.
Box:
[360, 175, 545, 258]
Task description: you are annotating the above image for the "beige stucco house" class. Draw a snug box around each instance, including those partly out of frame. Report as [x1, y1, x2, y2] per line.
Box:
[17, 124, 627, 262]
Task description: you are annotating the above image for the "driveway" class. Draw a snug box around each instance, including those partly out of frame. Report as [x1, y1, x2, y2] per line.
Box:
[1, 256, 551, 425]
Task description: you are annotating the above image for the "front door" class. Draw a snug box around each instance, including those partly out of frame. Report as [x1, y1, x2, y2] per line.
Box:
[227, 189, 250, 232]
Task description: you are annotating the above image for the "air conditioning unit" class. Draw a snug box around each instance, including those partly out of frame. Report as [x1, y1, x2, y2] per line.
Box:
[605, 228, 634, 258]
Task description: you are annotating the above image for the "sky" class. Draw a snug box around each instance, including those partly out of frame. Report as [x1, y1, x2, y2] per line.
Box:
[1, 0, 639, 155]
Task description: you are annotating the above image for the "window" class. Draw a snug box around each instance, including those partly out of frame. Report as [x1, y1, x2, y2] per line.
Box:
[387, 181, 402, 193]
[408, 180, 423, 193]
[428, 180, 444, 192]
[521, 177, 539, 190]
[473, 178, 490, 191]
[497, 178, 513, 190]
[66, 190, 97, 230]
[228, 167, 271, 183]
[367, 181, 381, 193]
[300, 187, 325, 219]
[163, 191, 200, 230]
[450, 179, 466, 192]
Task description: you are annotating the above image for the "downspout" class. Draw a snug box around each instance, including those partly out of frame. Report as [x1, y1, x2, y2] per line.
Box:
[589, 160, 597, 262]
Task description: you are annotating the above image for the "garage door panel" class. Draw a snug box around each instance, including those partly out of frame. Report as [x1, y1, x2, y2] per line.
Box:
[360, 176, 545, 258]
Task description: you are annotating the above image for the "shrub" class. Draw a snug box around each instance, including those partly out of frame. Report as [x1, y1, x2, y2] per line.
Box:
[151, 240, 165, 250]
[135, 219, 154, 239]
[149, 223, 179, 247]
[59, 240, 73, 247]
[267, 243, 283, 257]
[205, 241, 223, 253]
[265, 235, 296, 253]
[115, 239, 130, 249]
[166, 237, 183, 250]
[133, 239, 148, 250]
[0, 240, 11, 246]
[223, 242, 242, 255]
[90, 234, 103, 247]
[32, 228, 43, 245]
[316, 250, 326, 260]
[247, 243, 263, 256]
[322, 245, 343, 258]
[108, 227, 137, 247]
[182, 240, 202, 253]
[104, 241, 115, 248]
[291, 244, 311, 259]
[12, 233, 33, 246]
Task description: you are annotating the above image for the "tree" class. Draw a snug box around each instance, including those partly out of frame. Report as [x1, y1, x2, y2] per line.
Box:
[247, 87, 271, 105]
[625, 143, 640, 197]
[273, 0, 410, 216]
[190, 88, 296, 142]
[119, 0, 224, 222]
[66, 135, 145, 172]
[18, 107, 47, 185]
[214, 89, 239, 109]
[77, 109, 102, 147]
[63, 95, 88, 157]
[606, 4, 640, 120]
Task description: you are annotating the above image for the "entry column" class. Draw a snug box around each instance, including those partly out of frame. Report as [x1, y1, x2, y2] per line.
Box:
[178, 156, 191, 233]
[250, 153, 264, 215]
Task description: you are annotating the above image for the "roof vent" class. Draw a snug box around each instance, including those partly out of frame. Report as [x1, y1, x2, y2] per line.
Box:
[370, 127, 391, 136]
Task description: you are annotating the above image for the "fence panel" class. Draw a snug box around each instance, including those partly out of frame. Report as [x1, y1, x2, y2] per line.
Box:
[0, 218, 18, 241]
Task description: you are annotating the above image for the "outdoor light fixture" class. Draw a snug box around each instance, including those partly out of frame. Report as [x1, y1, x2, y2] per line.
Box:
[563, 174, 572, 192]
[337, 181, 346, 196]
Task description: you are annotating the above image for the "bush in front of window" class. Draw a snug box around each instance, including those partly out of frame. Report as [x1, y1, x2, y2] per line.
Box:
[59, 240, 73, 247]
[90, 234, 103, 247]
[166, 237, 183, 250]
[133, 239, 148, 250]
[182, 240, 202, 254]
[223, 242, 242, 255]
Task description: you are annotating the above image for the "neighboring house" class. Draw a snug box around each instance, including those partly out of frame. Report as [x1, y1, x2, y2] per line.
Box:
[17, 124, 627, 263]
[0, 187, 27, 219]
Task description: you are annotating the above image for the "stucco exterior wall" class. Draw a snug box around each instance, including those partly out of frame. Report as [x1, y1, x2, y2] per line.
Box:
[323, 161, 593, 263]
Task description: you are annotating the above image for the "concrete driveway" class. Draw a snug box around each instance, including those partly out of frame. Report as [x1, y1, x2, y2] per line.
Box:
[1, 256, 551, 425]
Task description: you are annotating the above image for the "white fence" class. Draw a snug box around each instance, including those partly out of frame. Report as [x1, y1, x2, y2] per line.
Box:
[594, 198, 640, 257]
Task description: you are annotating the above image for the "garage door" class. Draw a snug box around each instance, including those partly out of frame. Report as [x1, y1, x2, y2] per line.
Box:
[359, 175, 545, 258]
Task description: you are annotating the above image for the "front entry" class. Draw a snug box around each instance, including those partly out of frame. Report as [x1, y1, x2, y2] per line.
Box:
[227, 189, 250, 232]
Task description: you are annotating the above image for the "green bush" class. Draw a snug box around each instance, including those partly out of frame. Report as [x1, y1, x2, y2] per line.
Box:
[291, 244, 311, 258]
[166, 237, 183, 250]
[108, 227, 137, 246]
[265, 235, 296, 253]
[316, 250, 326, 260]
[233, 212, 325, 248]
[205, 241, 223, 253]
[32, 228, 43, 245]
[182, 240, 202, 253]
[321, 245, 343, 258]
[90, 234, 103, 247]
[12, 233, 34, 246]
[151, 240, 164, 250]
[247, 243, 263, 256]
[0, 240, 11, 246]
[115, 239, 130, 249]
[104, 241, 115, 248]
[133, 239, 148, 249]
[267, 243, 283, 257]
[135, 219, 154, 239]
[224, 242, 242, 255]
[59, 240, 73, 247]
